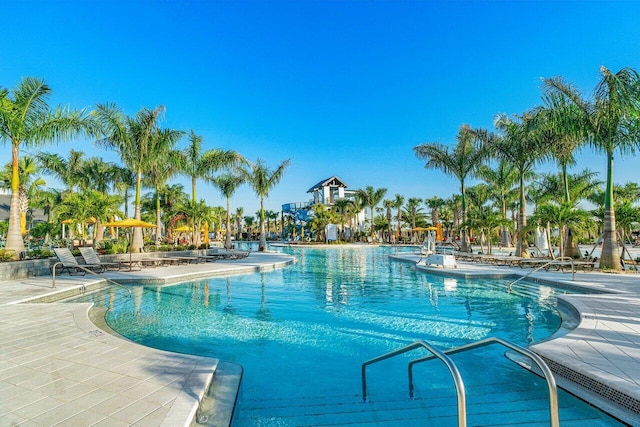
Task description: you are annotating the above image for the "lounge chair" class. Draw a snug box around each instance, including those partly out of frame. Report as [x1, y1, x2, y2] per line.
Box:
[79, 247, 121, 271]
[53, 248, 104, 275]
[224, 249, 251, 259]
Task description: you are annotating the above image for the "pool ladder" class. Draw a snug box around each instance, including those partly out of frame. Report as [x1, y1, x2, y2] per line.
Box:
[361, 337, 559, 427]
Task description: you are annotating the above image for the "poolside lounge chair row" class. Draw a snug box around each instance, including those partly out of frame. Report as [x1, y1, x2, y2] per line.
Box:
[455, 252, 598, 271]
[52, 247, 251, 276]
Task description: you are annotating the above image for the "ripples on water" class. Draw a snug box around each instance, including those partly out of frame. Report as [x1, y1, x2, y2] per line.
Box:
[74, 247, 566, 400]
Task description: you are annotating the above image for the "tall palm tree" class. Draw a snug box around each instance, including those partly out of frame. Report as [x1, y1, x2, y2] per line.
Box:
[242, 158, 291, 251]
[476, 160, 519, 247]
[81, 157, 122, 242]
[414, 124, 487, 252]
[0, 156, 46, 236]
[404, 197, 423, 241]
[144, 129, 183, 245]
[212, 173, 245, 249]
[0, 77, 96, 257]
[234, 207, 244, 241]
[544, 66, 640, 270]
[383, 199, 394, 243]
[355, 186, 387, 241]
[244, 215, 255, 240]
[36, 149, 86, 196]
[475, 112, 553, 257]
[425, 196, 446, 226]
[332, 198, 353, 241]
[94, 103, 169, 252]
[179, 131, 243, 204]
[393, 194, 404, 241]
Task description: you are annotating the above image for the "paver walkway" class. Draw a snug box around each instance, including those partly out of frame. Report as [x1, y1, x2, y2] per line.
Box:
[0, 252, 293, 427]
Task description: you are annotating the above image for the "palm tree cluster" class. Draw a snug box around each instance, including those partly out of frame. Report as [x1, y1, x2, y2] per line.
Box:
[414, 66, 640, 271]
[0, 77, 291, 257]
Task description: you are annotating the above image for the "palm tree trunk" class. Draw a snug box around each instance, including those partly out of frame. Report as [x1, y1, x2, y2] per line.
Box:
[5, 145, 25, 258]
[601, 153, 621, 270]
[155, 190, 162, 246]
[132, 170, 144, 252]
[259, 198, 267, 251]
[516, 174, 529, 258]
[225, 197, 232, 249]
[95, 218, 105, 243]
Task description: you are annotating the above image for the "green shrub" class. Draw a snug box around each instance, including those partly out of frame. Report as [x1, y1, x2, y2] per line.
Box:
[0, 249, 16, 262]
[27, 249, 54, 259]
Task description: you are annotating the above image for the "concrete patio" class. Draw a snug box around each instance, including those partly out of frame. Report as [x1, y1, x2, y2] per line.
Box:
[0, 252, 294, 427]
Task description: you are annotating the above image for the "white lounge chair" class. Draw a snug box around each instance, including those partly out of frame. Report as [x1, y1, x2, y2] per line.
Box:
[53, 248, 103, 275]
[79, 247, 122, 271]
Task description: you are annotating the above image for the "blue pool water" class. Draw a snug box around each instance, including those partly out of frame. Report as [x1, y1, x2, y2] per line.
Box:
[71, 246, 624, 426]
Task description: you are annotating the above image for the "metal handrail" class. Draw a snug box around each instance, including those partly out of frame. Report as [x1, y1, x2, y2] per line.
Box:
[52, 262, 132, 297]
[507, 256, 576, 291]
[408, 337, 559, 427]
[361, 340, 467, 427]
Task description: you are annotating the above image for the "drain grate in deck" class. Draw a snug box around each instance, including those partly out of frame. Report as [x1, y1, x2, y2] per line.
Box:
[542, 356, 640, 414]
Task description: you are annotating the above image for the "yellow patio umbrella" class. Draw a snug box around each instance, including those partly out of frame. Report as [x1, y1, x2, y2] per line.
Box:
[102, 218, 156, 269]
[174, 224, 191, 232]
[412, 226, 438, 231]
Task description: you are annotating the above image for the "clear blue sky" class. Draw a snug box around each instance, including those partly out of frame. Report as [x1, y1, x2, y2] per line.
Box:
[2, 0, 640, 215]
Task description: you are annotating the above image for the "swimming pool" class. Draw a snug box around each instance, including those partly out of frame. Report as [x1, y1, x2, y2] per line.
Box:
[72, 246, 624, 426]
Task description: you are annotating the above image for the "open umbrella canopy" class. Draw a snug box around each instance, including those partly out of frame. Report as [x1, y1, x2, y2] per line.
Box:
[412, 226, 438, 231]
[174, 225, 191, 232]
[61, 217, 97, 224]
[102, 218, 156, 228]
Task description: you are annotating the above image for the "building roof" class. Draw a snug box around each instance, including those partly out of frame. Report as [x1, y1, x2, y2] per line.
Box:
[306, 176, 348, 193]
[0, 194, 47, 222]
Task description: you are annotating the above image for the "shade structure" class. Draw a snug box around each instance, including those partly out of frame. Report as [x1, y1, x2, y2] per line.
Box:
[412, 227, 438, 231]
[101, 218, 156, 270]
[174, 225, 191, 232]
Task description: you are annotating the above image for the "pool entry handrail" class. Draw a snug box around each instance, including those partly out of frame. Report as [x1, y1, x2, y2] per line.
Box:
[507, 256, 577, 291]
[361, 340, 467, 427]
[407, 337, 559, 427]
[52, 261, 132, 297]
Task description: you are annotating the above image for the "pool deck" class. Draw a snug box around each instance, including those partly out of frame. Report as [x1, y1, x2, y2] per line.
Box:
[391, 252, 640, 425]
[0, 252, 294, 427]
[2, 249, 640, 426]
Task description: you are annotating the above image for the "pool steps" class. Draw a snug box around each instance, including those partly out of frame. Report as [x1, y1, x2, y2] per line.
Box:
[235, 384, 619, 426]
[194, 361, 243, 427]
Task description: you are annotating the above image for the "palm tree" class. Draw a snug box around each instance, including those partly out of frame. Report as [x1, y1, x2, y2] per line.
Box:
[414, 125, 487, 252]
[36, 150, 86, 196]
[404, 197, 423, 242]
[332, 198, 353, 241]
[425, 196, 446, 226]
[543, 66, 640, 270]
[81, 157, 122, 243]
[244, 215, 255, 240]
[475, 112, 553, 257]
[179, 131, 242, 204]
[383, 199, 394, 243]
[144, 129, 183, 245]
[94, 103, 169, 252]
[242, 158, 291, 251]
[0, 77, 96, 257]
[531, 200, 594, 259]
[393, 194, 404, 242]
[0, 156, 46, 236]
[112, 165, 136, 218]
[234, 207, 244, 241]
[355, 186, 387, 241]
[212, 173, 245, 249]
[476, 160, 519, 248]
